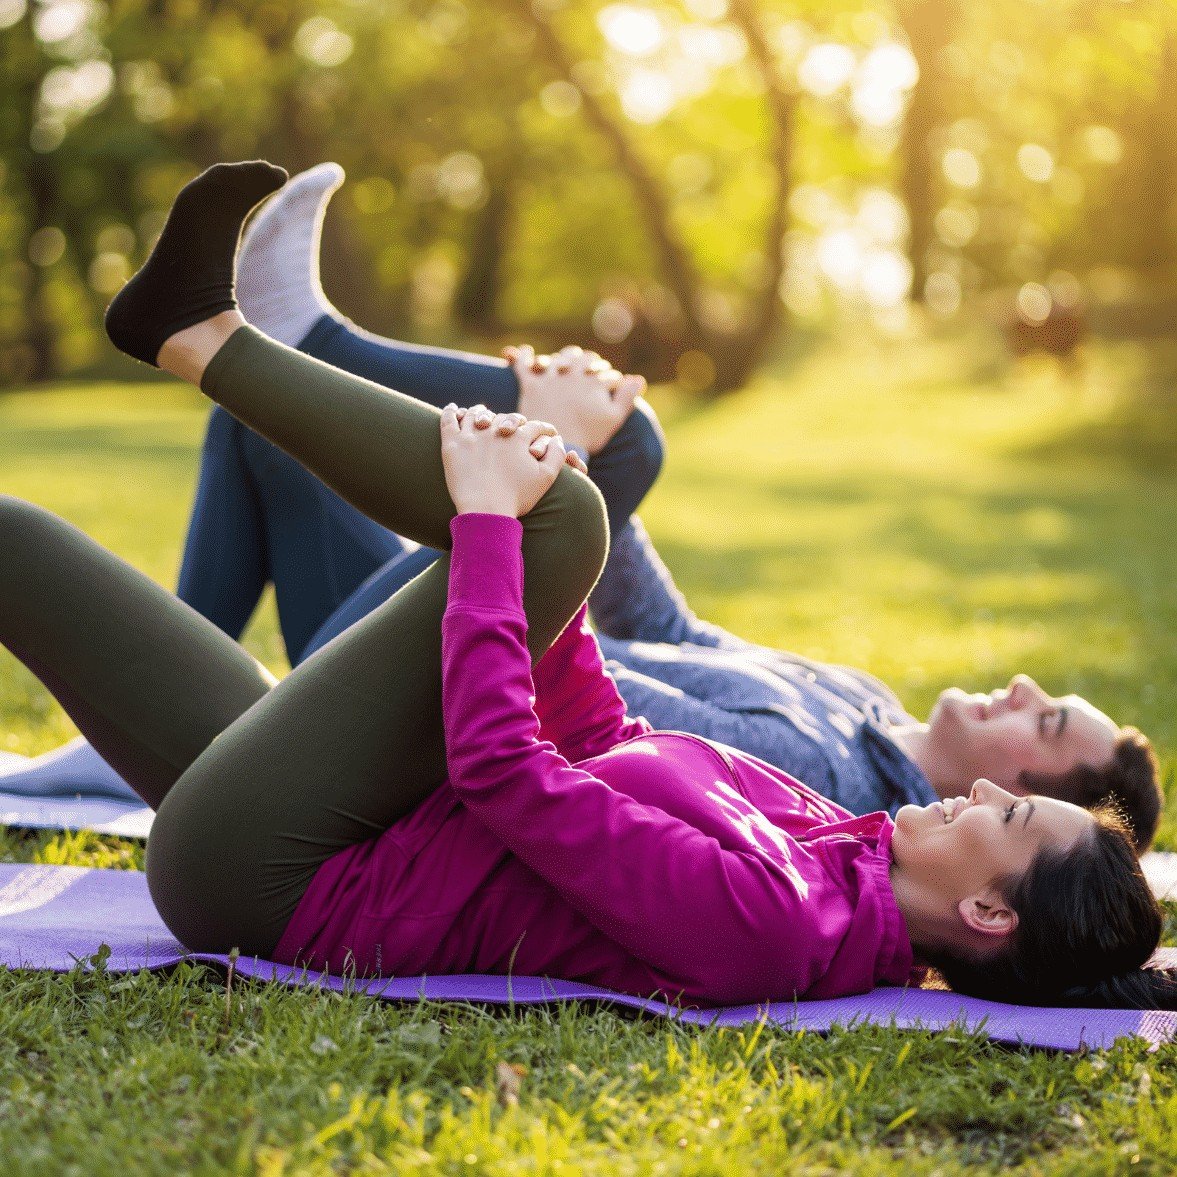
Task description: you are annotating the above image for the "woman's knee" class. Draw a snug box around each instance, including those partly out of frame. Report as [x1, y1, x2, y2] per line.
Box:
[544, 468, 609, 582]
[146, 794, 280, 956]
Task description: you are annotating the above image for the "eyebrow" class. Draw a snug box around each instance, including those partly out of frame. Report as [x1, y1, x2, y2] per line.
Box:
[1022, 799, 1036, 829]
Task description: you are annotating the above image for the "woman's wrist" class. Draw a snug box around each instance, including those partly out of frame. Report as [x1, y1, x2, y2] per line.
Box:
[454, 502, 518, 519]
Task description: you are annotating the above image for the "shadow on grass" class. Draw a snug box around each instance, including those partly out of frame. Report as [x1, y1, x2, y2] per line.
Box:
[0, 423, 199, 469]
[1013, 341, 1177, 474]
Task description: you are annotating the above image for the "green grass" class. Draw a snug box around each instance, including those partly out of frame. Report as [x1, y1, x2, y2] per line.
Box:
[0, 331, 1175, 1174]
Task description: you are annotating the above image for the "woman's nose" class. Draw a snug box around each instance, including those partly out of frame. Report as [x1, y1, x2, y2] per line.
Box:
[972, 777, 1017, 805]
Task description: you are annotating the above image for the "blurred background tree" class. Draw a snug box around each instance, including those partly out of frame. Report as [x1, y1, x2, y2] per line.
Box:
[0, 0, 1174, 391]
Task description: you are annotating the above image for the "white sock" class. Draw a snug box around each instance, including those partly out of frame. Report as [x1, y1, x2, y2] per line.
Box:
[236, 162, 345, 347]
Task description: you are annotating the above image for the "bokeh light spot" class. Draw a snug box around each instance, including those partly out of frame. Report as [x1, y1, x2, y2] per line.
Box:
[540, 80, 582, 118]
[942, 148, 981, 190]
[599, 5, 665, 57]
[798, 43, 856, 97]
[1016, 282, 1052, 324]
[1016, 143, 1054, 184]
[28, 227, 66, 267]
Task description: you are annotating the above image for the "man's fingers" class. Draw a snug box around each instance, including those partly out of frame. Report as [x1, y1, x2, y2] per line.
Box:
[614, 373, 646, 414]
[565, 449, 589, 474]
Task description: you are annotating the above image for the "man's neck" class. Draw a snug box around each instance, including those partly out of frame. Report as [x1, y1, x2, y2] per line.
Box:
[889, 724, 953, 800]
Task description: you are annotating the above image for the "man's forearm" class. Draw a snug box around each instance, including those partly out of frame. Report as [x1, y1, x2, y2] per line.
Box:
[588, 516, 743, 648]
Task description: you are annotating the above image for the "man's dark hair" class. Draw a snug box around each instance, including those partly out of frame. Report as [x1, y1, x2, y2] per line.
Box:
[1018, 727, 1162, 852]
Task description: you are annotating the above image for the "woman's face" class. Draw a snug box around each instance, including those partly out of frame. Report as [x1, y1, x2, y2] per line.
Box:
[891, 778, 1093, 934]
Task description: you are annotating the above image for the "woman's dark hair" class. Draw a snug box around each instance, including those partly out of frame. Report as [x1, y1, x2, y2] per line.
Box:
[1018, 727, 1162, 853]
[932, 804, 1177, 1009]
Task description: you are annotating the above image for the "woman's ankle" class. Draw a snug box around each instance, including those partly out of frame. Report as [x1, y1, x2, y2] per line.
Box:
[158, 310, 248, 385]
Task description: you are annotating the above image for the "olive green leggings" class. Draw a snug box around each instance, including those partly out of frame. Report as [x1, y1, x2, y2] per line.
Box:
[0, 326, 607, 956]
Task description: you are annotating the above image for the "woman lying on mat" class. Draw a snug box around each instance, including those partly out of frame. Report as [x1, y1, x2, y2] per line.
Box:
[1, 161, 1171, 1011]
[3, 163, 1162, 856]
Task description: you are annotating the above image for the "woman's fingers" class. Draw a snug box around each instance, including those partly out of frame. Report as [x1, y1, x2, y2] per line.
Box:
[532, 430, 566, 470]
[494, 412, 527, 436]
[564, 449, 589, 474]
[469, 403, 495, 429]
[518, 418, 558, 447]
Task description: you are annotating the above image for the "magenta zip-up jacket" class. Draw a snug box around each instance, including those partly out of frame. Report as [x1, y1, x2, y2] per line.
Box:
[273, 514, 919, 1005]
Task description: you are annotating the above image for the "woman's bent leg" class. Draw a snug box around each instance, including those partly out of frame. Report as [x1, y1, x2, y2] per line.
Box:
[148, 321, 607, 956]
[299, 315, 665, 534]
[0, 496, 275, 810]
[150, 472, 606, 958]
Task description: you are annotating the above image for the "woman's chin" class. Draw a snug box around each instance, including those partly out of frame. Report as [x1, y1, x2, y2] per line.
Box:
[894, 801, 928, 830]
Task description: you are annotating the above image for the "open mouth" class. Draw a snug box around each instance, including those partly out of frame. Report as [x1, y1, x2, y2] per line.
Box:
[940, 797, 969, 824]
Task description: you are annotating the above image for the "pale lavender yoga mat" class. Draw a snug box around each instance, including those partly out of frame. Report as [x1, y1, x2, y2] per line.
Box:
[0, 792, 153, 840]
[1, 864, 1174, 1051]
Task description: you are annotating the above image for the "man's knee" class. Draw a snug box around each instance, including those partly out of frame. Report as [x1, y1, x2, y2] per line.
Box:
[623, 399, 666, 489]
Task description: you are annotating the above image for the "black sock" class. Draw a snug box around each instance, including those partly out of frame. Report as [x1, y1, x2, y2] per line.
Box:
[105, 161, 288, 366]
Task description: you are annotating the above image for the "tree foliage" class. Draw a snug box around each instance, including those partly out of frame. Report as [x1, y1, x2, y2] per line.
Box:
[0, 0, 1174, 389]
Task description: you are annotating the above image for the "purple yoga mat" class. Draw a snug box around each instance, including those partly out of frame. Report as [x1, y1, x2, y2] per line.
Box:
[1, 864, 1174, 1051]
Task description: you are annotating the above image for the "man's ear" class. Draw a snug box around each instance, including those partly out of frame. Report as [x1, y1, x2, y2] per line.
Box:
[957, 888, 1018, 939]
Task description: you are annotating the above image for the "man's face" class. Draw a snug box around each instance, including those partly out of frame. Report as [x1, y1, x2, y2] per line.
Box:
[924, 674, 1118, 794]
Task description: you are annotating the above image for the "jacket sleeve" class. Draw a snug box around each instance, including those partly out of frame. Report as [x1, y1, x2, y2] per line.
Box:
[531, 603, 652, 762]
[442, 514, 815, 1001]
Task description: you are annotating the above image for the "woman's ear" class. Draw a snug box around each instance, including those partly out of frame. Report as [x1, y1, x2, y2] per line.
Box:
[957, 888, 1018, 939]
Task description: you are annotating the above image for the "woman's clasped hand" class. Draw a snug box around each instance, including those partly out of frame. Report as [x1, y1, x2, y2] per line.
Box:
[439, 403, 587, 519]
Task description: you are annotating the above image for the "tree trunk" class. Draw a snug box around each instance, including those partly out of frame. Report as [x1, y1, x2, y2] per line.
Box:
[719, 0, 794, 392]
[453, 157, 518, 334]
[896, 0, 960, 305]
[12, 12, 59, 381]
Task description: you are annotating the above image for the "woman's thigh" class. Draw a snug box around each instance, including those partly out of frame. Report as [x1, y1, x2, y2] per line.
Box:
[147, 469, 607, 958]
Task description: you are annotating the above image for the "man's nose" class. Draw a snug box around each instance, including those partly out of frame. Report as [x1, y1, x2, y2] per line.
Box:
[1008, 674, 1044, 705]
